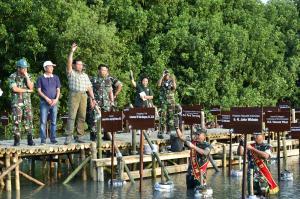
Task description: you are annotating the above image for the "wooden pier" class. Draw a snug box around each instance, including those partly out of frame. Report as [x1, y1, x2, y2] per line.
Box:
[0, 129, 298, 192]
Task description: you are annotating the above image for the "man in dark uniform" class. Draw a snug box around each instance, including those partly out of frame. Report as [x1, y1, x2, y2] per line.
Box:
[8, 58, 35, 146]
[86, 64, 114, 141]
[157, 70, 177, 138]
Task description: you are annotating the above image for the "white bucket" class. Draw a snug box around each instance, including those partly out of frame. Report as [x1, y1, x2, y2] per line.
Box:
[154, 181, 174, 192]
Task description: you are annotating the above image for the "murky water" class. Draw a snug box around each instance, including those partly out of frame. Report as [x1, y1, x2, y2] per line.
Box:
[0, 156, 299, 199]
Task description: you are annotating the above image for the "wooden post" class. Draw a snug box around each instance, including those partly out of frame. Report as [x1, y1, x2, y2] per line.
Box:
[96, 119, 104, 181]
[249, 168, 254, 196]
[222, 144, 227, 169]
[80, 149, 87, 181]
[277, 132, 281, 182]
[139, 129, 144, 192]
[111, 131, 115, 185]
[228, 132, 232, 176]
[161, 161, 165, 183]
[132, 129, 138, 155]
[31, 157, 35, 178]
[190, 125, 193, 141]
[63, 156, 91, 184]
[151, 153, 156, 180]
[57, 155, 62, 178]
[19, 171, 45, 186]
[91, 142, 97, 181]
[143, 132, 171, 181]
[282, 131, 287, 171]
[5, 154, 11, 192]
[292, 109, 296, 123]
[14, 154, 20, 191]
[201, 111, 205, 129]
[241, 134, 248, 199]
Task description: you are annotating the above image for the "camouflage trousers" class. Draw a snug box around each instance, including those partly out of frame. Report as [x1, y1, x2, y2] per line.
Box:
[248, 171, 270, 196]
[12, 104, 34, 136]
[159, 102, 175, 133]
[86, 100, 111, 133]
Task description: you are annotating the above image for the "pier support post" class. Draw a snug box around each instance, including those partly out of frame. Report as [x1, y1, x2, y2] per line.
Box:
[222, 145, 227, 169]
[91, 142, 97, 181]
[5, 154, 11, 192]
[151, 153, 157, 180]
[80, 149, 87, 181]
[14, 154, 20, 191]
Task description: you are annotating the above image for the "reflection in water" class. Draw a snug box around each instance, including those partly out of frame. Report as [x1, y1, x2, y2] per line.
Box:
[1, 156, 299, 199]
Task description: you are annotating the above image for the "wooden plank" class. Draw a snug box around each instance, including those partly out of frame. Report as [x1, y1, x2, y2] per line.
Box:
[93, 150, 191, 167]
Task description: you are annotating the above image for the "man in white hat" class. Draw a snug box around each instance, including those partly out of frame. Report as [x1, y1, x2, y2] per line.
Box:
[36, 61, 61, 144]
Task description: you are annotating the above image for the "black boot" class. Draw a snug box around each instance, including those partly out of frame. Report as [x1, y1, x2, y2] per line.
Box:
[14, 134, 20, 146]
[27, 134, 35, 146]
[90, 132, 97, 141]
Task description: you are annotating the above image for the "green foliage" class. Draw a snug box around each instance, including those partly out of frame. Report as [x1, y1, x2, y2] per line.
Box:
[0, 0, 300, 134]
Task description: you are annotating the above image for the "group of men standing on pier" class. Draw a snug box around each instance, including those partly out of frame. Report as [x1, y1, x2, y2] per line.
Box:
[5, 43, 278, 198]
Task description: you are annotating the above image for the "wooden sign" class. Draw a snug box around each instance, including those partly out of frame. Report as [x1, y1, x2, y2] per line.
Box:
[217, 111, 231, 129]
[101, 111, 123, 132]
[210, 106, 221, 116]
[295, 108, 300, 122]
[262, 107, 279, 122]
[265, 111, 290, 132]
[128, 107, 155, 129]
[277, 101, 291, 112]
[290, 123, 300, 139]
[230, 107, 262, 134]
[181, 105, 202, 125]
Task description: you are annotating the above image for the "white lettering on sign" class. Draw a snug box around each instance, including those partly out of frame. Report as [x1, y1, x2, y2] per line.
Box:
[232, 114, 260, 122]
[102, 117, 122, 121]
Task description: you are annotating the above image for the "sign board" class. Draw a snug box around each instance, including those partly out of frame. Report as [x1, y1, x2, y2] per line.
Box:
[128, 107, 155, 129]
[230, 107, 262, 134]
[210, 106, 221, 116]
[262, 107, 279, 122]
[277, 101, 291, 112]
[295, 108, 300, 122]
[265, 111, 290, 132]
[217, 111, 231, 129]
[101, 111, 123, 132]
[289, 123, 300, 139]
[181, 105, 202, 125]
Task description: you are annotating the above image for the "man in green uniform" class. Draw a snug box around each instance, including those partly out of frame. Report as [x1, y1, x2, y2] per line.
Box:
[157, 70, 176, 138]
[238, 133, 279, 197]
[8, 58, 35, 146]
[176, 127, 211, 190]
[86, 64, 114, 141]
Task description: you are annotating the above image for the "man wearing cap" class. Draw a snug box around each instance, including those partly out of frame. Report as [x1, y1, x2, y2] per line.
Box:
[176, 127, 212, 190]
[238, 133, 279, 197]
[36, 61, 61, 145]
[157, 69, 177, 139]
[8, 58, 35, 146]
[86, 64, 114, 141]
[65, 43, 96, 144]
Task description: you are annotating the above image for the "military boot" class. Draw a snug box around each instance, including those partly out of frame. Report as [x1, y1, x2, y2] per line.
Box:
[14, 134, 20, 146]
[27, 134, 36, 146]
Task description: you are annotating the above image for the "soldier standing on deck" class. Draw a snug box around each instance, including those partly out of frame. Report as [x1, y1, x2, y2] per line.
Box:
[8, 58, 35, 146]
[86, 64, 114, 141]
[157, 69, 176, 139]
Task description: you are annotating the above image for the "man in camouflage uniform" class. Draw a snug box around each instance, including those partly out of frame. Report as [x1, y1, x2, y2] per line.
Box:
[157, 70, 176, 138]
[108, 70, 122, 103]
[176, 127, 212, 190]
[238, 133, 279, 197]
[8, 58, 35, 146]
[86, 64, 114, 141]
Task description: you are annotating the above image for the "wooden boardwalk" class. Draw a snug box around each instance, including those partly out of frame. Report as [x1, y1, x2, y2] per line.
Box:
[0, 128, 231, 157]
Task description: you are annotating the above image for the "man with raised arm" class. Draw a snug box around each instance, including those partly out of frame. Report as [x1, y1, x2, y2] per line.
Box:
[64, 43, 96, 144]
